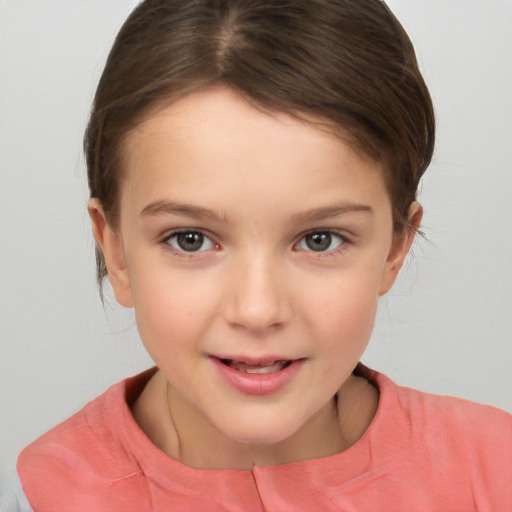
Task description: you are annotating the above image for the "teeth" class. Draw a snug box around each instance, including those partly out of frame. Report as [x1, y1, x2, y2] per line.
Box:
[228, 360, 288, 374]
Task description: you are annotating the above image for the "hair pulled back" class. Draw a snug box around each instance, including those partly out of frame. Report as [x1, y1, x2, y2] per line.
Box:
[85, 0, 435, 288]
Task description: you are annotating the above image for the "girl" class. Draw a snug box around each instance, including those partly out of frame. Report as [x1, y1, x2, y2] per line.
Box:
[11, 0, 512, 510]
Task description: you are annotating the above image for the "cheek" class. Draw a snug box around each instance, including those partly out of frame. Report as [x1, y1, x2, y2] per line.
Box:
[303, 266, 382, 347]
[321, 290, 377, 341]
[129, 268, 217, 355]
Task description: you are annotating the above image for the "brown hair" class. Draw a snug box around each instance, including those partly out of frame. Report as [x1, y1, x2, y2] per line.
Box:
[85, 0, 435, 288]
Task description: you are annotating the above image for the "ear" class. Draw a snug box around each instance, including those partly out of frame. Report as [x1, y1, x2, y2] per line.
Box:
[88, 199, 133, 308]
[378, 202, 423, 296]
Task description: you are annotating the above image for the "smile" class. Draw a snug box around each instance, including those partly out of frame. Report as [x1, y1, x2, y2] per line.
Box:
[210, 356, 303, 395]
[220, 359, 292, 374]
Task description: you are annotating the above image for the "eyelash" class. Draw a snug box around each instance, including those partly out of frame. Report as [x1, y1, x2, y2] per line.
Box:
[160, 229, 350, 257]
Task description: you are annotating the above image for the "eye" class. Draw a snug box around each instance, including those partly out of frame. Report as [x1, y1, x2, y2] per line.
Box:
[165, 230, 215, 253]
[297, 231, 345, 252]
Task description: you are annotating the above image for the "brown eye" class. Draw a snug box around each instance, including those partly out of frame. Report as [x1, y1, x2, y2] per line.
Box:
[299, 231, 344, 252]
[166, 231, 214, 252]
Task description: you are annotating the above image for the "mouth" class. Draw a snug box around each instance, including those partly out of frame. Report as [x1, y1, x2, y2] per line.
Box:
[219, 359, 292, 374]
[210, 356, 304, 395]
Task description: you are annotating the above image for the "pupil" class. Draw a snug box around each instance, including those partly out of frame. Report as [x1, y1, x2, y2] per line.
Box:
[177, 232, 203, 251]
[306, 232, 331, 251]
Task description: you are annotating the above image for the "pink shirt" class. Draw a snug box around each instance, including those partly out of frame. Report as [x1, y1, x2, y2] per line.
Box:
[18, 366, 512, 511]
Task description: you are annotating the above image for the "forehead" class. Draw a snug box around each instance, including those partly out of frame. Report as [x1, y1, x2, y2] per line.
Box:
[119, 87, 390, 219]
[125, 88, 358, 163]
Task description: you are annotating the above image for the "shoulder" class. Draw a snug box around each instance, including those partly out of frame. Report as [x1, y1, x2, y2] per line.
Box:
[395, 379, 512, 445]
[371, 368, 512, 506]
[365, 366, 512, 444]
[18, 379, 128, 477]
[17, 369, 156, 511]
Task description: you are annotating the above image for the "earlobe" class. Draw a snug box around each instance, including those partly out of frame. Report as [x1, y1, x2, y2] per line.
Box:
[87, 199, 133, 308]
[379, 202, 423, 296]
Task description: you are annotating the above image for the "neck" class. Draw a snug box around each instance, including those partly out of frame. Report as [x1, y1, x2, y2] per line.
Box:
[168, 385, 344, 470]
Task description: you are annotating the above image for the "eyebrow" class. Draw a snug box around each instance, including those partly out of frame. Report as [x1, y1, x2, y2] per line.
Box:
[290, 203, 373, 223]
[140, 200, 373, 224]
[140, 200, 228, 222]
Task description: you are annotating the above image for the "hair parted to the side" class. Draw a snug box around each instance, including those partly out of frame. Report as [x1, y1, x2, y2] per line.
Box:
[84, 0, 435, 293]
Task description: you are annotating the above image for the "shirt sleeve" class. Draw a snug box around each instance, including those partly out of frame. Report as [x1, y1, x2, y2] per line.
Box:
[0, 472, 34, 512]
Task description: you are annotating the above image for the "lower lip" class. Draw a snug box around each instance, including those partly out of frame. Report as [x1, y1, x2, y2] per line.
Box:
[210, 357, 304, 396]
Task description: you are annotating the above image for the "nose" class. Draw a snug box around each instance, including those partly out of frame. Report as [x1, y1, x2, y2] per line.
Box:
[224, 253, 291, 334]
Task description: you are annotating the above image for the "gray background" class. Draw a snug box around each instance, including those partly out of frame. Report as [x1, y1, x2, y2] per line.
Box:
[1, 0, 511, 481]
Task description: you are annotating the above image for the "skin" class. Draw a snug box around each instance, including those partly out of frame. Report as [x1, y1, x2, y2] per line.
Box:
[89, 87, 421, 471]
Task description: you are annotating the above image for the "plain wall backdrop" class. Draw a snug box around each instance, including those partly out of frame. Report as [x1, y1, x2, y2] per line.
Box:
[1, 0, 511, 481]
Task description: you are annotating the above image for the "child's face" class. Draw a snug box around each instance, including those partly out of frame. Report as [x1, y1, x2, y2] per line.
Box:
[91, 88, 418, 448]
